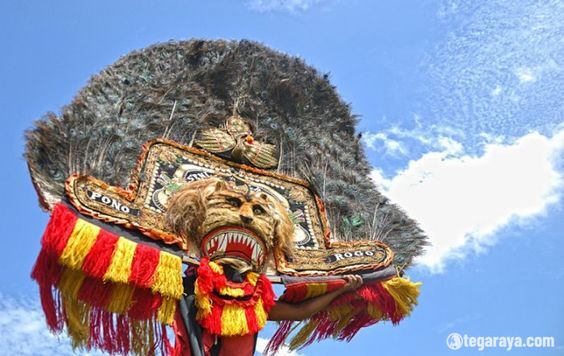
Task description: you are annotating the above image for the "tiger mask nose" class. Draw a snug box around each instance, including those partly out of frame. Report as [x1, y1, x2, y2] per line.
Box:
[240, 214, 253, 224]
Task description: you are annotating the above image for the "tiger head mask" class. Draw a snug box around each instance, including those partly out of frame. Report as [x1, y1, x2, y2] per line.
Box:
[166, 178, 294, 272]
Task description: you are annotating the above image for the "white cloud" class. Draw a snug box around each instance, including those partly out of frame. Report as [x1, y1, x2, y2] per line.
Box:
[371, 129, 564, 272]
[256, 337, 305, 355]
[0, 294, 72, 355]
[0, 293, 306, 356]
[437, 136, 463, 155]
[363, 124, 469, 157]
[423, 1, 562, 136]
[515, 67, 536, 84]
[246, 0, 326, 12]
[379, 124, 467, 147]
[0, 294, 107, 355]
[362, 132, 386, 149]
[478, 132, 507, 145]
[362, 132, 407, 156]
[490, 85, 502, 96]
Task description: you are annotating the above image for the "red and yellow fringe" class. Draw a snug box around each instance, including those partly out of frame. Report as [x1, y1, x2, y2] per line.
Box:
[31, 204, 184, 355]
[194, 258, 275, 337]
[264, 276, 421, 355]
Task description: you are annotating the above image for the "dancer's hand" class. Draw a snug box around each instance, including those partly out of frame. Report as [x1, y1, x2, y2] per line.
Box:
[341, 275, 363, 293]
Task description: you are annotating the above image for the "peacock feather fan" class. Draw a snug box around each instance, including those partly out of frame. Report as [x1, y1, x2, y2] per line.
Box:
[24, 39, 427, 269]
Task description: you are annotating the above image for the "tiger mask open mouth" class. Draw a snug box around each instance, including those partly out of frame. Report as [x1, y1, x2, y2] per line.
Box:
[166, 178, 294, 271]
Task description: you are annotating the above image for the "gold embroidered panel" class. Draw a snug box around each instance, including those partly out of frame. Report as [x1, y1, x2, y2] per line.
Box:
[66, 139, 392, 276]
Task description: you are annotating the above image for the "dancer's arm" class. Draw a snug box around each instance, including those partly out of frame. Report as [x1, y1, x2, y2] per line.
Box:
[268, 275, 363, 321]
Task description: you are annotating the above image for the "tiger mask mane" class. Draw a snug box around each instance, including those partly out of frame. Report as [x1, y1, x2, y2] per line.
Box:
[165, 178, 294, 271]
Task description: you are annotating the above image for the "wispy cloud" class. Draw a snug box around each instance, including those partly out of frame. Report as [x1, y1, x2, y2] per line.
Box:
[362, 121, 467, 158]
[0, 292, 305, 355]
[423, 0, 563, 137]
[490, 85, 503, 97]
[437, 313, 482, 334]
[371, 128, 564, 272]
[0, 294, 105, 355]
[515, 67, 536, 84]
[246, 0, 327, 13]
[362, 132, 408, 156]
[256, 337, 305, 355]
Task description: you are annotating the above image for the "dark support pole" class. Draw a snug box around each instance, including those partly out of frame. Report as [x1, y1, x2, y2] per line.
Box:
[178, 294, 204, 356]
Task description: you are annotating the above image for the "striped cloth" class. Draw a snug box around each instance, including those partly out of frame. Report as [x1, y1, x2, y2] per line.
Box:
[31, 203, 184, 355]
[264, 271, 421, 354]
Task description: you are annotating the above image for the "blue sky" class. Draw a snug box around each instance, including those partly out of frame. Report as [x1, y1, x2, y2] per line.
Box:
[1, 0, 563, 355]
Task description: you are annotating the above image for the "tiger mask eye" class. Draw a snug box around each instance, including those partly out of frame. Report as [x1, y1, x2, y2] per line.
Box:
[227, 197, 242, 208]
[253, 205, 266, 215]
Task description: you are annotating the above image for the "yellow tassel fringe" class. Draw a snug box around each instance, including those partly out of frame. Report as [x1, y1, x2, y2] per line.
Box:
[158, 296, 177, 324]
[221, 304, 249, 336]
[59, 219, 100, 270]
[58, 268, 86, 299]
[107, 283, 135, 314]
[194, 281, 212, 317]
[289, 319, 319, 350]
[247, 272, 259, 286]
[254, 297, 268, 328]
[305, 282, 328, 299]
[219, 286, 245, 298]
[104, 237, 136, 283]
[63, 296, 91, 349]
[152, 252, 184, 299]
[382, 277, 421, 316]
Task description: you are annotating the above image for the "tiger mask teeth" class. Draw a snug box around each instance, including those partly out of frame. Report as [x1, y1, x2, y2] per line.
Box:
[202, 227, 266, 268]
[165, 178, 295, 270]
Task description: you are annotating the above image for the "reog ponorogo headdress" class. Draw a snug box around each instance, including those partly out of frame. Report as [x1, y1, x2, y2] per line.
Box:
[25, 40, 427, 355]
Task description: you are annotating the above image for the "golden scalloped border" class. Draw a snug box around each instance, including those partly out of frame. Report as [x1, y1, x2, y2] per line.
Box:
[64, 138, 394, 276]
[65, 138, 332, 251]
[274, 240, 394, 276]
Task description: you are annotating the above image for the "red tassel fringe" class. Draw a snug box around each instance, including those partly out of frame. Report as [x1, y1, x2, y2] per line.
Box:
[259, 275, 276, 311]
[265, 280, 408, 355]
[129, 243, 161, 288]
[30, 204, 176, 355]
[81, 229, 119, 278]
[31, 204, 77, 332]
[195, 258, 276, 337]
